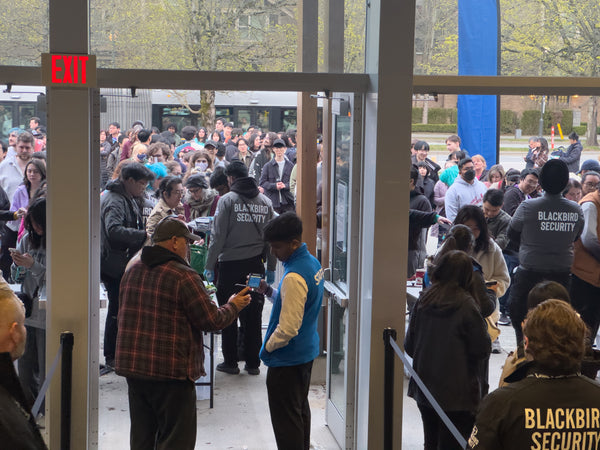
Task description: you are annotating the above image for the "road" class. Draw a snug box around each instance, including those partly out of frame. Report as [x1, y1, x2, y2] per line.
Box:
[413, 133, 600, 172]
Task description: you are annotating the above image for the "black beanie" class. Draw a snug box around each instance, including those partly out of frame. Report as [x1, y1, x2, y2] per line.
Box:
[540, 159, 569, 194]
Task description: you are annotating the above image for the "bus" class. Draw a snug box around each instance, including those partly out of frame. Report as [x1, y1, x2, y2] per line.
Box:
[0, 86, 323, 141]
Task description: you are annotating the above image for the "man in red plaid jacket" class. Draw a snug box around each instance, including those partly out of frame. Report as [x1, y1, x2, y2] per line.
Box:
[115, 217, 250, 450]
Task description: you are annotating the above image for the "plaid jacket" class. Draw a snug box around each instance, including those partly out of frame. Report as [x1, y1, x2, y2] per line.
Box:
[115, 245, 239, 381]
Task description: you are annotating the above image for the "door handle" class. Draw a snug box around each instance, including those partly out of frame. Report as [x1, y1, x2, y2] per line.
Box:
[324, 280, 349, 308]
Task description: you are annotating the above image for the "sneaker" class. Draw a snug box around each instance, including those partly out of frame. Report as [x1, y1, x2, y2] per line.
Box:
[491, 339, 502, 354]
[498, 313, 511, 326]
[100, 360, 114, 376]
[244, 365, 260, 375]
[216, 362, 240, 375]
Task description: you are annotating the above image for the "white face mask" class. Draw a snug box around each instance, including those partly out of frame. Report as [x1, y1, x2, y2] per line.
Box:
[195, 161, 208, 171]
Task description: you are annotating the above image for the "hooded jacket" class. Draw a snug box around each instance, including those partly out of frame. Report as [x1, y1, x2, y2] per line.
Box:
[444, 176, 487, 222]
[100, 179, 147, 279]
[508, 193, 584, 272]
[206, 177, 276, 271]
[405, 288, 491, 413]
[557, 140, 583, 173]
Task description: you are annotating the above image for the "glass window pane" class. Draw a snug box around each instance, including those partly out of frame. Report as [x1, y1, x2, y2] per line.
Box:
[236, 109, 252, 131]
[414, 0, 600, 78]
[256, 108, 271, 131]
[411, 93, 599, 170]
[0, 1, 48, 66]
[0, 105, 14, 142]
[90, 0, 298, 72]
[344, 0, 366, 73]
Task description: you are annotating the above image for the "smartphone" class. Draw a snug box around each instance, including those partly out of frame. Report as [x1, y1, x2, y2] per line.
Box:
[248, 274, 262, 289]
[8, 247, 16, 253]
[234, 283, 252, 292]
[485, 281, 498, 287]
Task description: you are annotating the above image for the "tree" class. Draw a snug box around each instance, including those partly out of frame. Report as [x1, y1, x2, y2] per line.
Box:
[0, 0, 48, 66]
[159, 0, 297, 128]
[414, 0, 457, 75]
[89, 0, 297, 129]
[501, 0, 600, 144]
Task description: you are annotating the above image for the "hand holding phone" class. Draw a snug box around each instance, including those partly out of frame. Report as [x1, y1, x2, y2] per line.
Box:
[247, 274, 262, 289]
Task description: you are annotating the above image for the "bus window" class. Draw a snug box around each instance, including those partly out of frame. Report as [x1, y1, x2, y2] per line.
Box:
[0, 105, 14, 141]
[236, 109, 252, 131]
[281, 108, 297, 131]
[257, 109, 270, 131]
[19, 105, 36, 129]
[215, 108, 233, 123]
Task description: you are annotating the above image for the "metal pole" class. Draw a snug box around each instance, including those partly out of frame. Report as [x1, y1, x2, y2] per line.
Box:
[383, 328, 397, 450]
[60, 332, 74, 450]
[539, 95, 546, 136]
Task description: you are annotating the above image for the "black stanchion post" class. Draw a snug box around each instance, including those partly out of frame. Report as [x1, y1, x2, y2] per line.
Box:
[383, 327, 397, 450]
[60, 332, 74, 450]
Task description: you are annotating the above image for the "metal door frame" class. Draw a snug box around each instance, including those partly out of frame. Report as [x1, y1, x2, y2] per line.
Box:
[325, 92, 363, 449]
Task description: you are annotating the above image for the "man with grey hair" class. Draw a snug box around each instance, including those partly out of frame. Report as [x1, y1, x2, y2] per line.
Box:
[523, 136, 540, 170]
[0, 287, 47, 449]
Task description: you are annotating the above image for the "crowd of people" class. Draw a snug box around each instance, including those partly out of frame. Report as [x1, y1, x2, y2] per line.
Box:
[0, 116, 324, 450]
[407, 133, 600, 449]
[2, 116, 600, 449]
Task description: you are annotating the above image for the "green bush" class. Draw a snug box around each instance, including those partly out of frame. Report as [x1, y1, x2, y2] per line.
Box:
[412, 123, 457, 133]
[500, 110, 519, 134]
[571, 125, 600, 137]
[560, 109, 573, 134]
[428, 108, 456, 124]
[412, 107, 423, 124]
[521, 110, 542, 135]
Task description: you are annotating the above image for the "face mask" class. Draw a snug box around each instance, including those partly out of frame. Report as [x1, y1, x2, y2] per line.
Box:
[196, 161, 208, 171]
[463, 169, 476, 181]
[137, 154, 147, 162]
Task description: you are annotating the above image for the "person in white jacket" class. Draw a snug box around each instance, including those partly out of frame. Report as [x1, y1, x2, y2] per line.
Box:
[445, 158, 487, 222]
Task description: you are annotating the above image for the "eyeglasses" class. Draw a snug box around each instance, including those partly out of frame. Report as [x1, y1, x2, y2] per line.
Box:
[583, 182, 600, 189]
[188, 188, 201, 194]
[173, 189, 185, 196]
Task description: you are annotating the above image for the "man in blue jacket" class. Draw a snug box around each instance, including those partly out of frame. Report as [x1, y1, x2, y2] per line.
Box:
[259, 212, 324, 450]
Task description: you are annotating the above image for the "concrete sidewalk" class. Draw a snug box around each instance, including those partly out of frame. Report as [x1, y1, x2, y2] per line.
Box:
[96, 286, 520, 449]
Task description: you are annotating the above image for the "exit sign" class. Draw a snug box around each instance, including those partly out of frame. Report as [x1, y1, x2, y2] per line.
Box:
[42, 53, 97, 88]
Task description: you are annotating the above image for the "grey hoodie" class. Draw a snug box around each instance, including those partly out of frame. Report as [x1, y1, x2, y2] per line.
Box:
[206, 177, 276, 271]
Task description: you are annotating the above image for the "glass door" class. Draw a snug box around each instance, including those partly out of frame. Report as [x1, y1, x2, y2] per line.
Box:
[325, 93, 361, 448]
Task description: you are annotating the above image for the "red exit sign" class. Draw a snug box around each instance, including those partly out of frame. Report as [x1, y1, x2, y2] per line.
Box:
[42, 53, 97, 88]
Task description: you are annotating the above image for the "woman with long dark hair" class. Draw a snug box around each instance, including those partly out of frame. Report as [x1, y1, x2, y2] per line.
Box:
[11, 198, 47, 409]
[12, 159, 47, 241]
[406, 250, 491, 450]
[453, 205, 510, 298]
[12, 159, 46, 211]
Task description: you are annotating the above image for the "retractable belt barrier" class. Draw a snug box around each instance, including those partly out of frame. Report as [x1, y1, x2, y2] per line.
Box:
[32, 331, 74, 450]
[383, 328, 467, 450]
